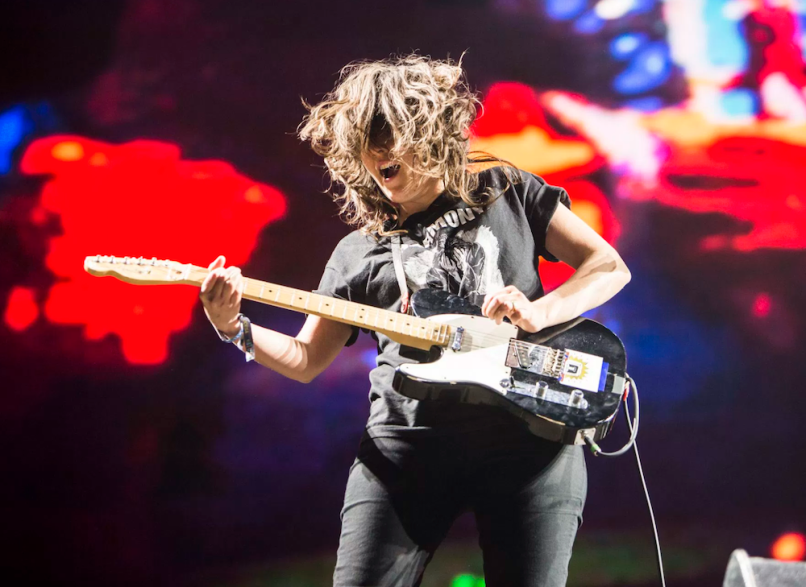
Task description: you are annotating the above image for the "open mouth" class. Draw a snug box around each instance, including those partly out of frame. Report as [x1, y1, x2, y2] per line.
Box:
[379, 163, 401, 181]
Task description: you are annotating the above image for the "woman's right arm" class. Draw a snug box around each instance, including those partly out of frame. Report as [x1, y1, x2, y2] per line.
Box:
[200, 256, 354, 383]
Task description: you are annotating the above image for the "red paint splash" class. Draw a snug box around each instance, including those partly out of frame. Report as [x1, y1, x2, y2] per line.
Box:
[542, 89, 806, 252]
[473, 82, 549, 137]
[652, 136, 806, 251]
[11, 135, 286, 365]
[4, 287, 39, 331]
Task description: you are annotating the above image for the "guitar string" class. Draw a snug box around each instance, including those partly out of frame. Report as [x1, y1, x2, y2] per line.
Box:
[108, 268, 570, 351]
[236, 276, 571, 350]
[462, 340, 558, 352]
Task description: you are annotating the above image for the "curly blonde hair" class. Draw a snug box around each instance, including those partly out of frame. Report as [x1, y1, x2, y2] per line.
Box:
[299, 54, 496, 235]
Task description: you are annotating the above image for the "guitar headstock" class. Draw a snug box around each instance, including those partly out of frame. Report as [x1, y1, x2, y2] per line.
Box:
[84, 255, 206, 285]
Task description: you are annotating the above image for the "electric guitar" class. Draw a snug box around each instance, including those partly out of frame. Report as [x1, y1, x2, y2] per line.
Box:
[84, 255, 628, 445]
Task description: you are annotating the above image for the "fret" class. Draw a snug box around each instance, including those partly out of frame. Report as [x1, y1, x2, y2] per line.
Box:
[235, 275, 442, 347]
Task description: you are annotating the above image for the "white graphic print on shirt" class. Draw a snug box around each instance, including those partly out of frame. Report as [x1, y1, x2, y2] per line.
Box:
[401, 206, 505, 306]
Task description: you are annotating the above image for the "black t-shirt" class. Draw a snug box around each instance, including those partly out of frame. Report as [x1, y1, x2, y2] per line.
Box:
[314, 166, 571, 437]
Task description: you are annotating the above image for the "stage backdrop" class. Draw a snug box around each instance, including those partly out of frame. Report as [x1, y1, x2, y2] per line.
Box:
[2, 1, 805, 586]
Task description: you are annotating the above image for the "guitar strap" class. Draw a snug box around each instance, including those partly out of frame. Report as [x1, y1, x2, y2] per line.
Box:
[391, 234, 411, 314]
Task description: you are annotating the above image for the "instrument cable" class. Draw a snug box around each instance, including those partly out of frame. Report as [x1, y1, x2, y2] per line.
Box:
[583, 377, 667, 587]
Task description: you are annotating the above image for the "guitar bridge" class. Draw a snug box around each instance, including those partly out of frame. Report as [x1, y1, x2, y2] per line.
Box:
[505, 340, 565, 378]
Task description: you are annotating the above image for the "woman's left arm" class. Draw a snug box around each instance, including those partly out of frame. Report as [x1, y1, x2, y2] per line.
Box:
[482, 204, 631, 332]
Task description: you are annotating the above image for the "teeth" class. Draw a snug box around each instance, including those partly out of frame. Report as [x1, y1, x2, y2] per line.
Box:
[380, 163, 400, 179]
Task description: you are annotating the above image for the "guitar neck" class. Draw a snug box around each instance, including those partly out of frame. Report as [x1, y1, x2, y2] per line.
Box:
[187, 265, 451, 351]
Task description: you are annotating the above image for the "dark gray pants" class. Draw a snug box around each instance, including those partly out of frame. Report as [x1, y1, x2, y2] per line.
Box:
[333, 425, 587, 587]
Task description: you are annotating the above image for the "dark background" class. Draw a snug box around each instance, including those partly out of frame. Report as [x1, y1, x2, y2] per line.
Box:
[1, 1, 805, 586]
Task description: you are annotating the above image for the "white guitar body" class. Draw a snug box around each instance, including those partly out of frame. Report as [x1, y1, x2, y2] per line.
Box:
[398, 314, 517, 395]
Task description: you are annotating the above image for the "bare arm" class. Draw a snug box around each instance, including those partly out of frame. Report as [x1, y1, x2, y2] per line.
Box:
[482, 204, 631, 331]
[247, 316, 354, 383]
[200, 256, 354, 383]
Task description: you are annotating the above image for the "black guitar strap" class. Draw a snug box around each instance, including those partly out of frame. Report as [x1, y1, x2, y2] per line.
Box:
[391, 234, 411, 314]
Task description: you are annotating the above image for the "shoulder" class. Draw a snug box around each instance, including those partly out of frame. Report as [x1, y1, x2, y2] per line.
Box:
[327, 229, 386, 268]
[473, 165, 561, 205]
[474, 165, 549, 195]
[475, 164, 524, 188]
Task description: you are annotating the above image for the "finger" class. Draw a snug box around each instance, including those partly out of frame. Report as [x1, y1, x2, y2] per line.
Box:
[483, 285, 519, 314]
[490, 298, 522, 325]
[487, 297, 509, 325]
[482, 292, 493, 316]
[201, 267, 224, 299]
[498, 301, 518, 325]
[482, 289, 505, 315]
[223, 267, 240, 296]
[207, 255, 226, 271]
[227, 271, 243, 306]
[208, 268, 229, 301]
[484, 291, 511, 318]
[200, 271, 216, 297]
[506, 301, 523, 325]
[482, 294, 499, 320]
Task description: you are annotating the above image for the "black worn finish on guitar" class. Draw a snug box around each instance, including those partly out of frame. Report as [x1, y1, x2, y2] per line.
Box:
[393, 289, 628, 445]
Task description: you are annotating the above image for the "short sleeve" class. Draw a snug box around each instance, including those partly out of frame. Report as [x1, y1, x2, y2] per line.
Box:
[312, 262, 360, 347]
[520, 172, 571, 262]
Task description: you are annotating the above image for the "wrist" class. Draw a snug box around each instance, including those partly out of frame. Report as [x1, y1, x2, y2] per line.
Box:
[528, 298, 550, 331]
[217, 319, 241, 340]
[213, 314, 256, 363]
[213, 314, 243, 342]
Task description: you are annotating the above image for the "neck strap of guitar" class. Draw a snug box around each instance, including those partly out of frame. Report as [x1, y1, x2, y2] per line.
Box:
[391, 235, 411, 314]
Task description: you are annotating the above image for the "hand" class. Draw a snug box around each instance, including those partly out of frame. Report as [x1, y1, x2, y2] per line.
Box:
[200, 255, 244, 337]
[482, 285, 544, 333]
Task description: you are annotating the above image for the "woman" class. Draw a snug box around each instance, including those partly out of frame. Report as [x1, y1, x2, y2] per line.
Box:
[200, 55, 630, 587]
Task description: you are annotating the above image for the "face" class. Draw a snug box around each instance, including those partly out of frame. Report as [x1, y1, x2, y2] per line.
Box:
[360, 146, 443, 216]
